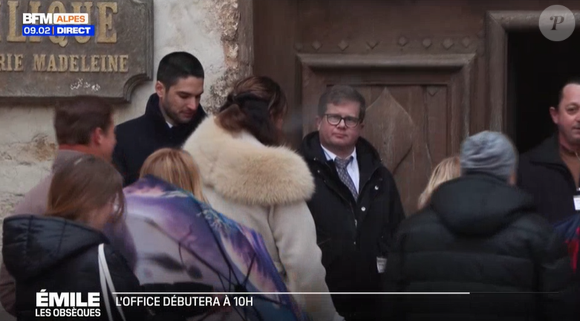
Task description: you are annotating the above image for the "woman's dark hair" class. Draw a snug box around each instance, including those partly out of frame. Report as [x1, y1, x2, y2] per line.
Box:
[216, 76, 287, 146]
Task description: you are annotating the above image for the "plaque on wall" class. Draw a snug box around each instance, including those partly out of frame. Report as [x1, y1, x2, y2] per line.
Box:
[0, 0, 153, 102]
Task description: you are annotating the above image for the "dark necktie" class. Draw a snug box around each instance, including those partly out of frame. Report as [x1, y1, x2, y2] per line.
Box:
[335, 157, 358, 200]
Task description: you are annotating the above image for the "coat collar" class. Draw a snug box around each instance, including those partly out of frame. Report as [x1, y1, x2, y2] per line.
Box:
[52, 149, 87, 172]
[300, 131, 383, 187]
[144, 93, 168, 129]
[183, 117, 315, 206]
[143, 93, 208, 138]
[526, 133, 566, 167]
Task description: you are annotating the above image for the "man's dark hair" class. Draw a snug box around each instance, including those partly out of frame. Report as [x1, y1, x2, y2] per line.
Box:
[54, 96, 114, 146]
[317, 85, 366, 122]
[157, 52, 204, 89]
[555, 78, 580, 109]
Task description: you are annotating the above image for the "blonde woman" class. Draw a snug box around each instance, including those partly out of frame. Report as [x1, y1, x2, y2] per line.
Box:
[140, 148, 207, 202]
[417, 155, 461, 210]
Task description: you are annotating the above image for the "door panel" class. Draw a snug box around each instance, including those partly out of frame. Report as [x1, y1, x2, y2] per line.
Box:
[298, 54, 474, 214]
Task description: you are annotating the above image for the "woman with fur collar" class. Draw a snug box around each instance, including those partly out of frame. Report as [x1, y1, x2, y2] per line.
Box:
[183, 76, 343, 321]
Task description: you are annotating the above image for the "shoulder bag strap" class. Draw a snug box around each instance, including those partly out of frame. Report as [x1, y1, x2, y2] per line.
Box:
[98, 243, 127, 321]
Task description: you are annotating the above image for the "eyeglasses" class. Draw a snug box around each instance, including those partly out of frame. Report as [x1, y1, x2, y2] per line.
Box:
[325, 114, 360, 128]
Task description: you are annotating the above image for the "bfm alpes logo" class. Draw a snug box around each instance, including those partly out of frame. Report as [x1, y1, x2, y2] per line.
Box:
[35, 289, 101, 318]
[21, 13, 95, 37]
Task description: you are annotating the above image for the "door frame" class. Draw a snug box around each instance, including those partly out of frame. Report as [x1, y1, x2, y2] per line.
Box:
[297, 53, 476, 154]
[486, 10, 580, 132]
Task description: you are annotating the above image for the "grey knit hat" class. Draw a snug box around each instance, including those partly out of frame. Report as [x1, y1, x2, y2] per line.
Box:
[460, 131, 517, 181]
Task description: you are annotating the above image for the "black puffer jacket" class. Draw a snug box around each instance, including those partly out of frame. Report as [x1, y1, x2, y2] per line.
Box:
[384, 174, 577, 321]
[2, 215, 149, 321]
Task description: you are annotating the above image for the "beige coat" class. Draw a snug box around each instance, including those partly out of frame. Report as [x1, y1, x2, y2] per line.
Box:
[183, 117, 342, 321]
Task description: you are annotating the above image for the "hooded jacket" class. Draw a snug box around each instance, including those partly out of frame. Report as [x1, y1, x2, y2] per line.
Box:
[113, 93, 207, 186]
[384, 174, 576, 321]
[2, 215, 146, 321]
[183, 117, 342, 321]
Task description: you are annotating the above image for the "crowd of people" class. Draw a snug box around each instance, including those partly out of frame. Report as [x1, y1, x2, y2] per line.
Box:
[0, 50, 578, 320]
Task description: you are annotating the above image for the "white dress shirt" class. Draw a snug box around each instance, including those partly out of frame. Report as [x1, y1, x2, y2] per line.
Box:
[320, 144, 360, 193]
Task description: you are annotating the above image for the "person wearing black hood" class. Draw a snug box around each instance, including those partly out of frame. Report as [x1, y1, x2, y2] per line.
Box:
[113, 52, 207, 186]
[2, 155, 213, 321]
[384, 131, 576, 321]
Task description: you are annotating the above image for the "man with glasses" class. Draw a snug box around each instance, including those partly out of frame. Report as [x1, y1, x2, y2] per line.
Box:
[299, 85, 405, 321]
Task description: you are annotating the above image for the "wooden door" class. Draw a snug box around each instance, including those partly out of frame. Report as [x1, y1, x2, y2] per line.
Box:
[253, 0, 580, 215]
[298, 54, 473, 214]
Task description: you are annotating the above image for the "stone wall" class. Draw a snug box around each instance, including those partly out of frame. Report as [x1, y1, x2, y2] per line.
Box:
[0, 0, 254, 316]
[0, 0, 252, 219]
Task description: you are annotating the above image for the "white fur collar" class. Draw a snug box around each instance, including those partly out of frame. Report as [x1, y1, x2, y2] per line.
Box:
[183, 117, 315, 206]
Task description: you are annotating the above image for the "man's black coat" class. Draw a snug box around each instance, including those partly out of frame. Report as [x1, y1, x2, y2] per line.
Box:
[113, 94, 207, 186]
[299, 132, 405, 320]
[518, 134, 578, 223]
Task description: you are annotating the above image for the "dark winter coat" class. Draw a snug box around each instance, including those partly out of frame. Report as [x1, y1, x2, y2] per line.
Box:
[2, 215, 213, 321]
[299, 132, 405, 320]
[518, 133, 578, 223]
[113, 93, 207, 186]
[2, 215, 148, 321]
[384, 174, 577, 321]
